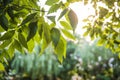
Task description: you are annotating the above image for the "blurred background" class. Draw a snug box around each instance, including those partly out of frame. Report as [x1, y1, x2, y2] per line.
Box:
[0, 36, 120, 80]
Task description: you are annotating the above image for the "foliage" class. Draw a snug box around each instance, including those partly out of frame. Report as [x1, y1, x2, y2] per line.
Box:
[0, 0, 79, 68]
[83, 0, 120, 55]
[1, 38, 119, 80]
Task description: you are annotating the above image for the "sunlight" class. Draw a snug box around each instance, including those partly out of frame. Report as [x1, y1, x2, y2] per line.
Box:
[69, 2, 95, 41]
[69, 2, 95, 34]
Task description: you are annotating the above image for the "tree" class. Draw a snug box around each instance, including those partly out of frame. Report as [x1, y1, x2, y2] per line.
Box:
[0, 0, 79, 68]
[0, 0, 120, 70]
[83, 0, 120, 56]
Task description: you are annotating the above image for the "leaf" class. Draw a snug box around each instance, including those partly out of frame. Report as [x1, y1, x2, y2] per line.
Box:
[45, 0, 59, 6]
[68, 9, 78, 32]
[27, 21, 38, 41]
[97, 39, 105, 46]
[60, 21, 72, 30]
[20, 12, 37, 26]
[8, 41, 15, 59]
[38, 24, 43, 38]
[0, 63, 4, 71]
[47, 16, 56, 23]
[55, 36, 66, 63]
[27, 39, 35, 52]
[58, 8, 69, 20]
[18, 33, 28, 49]
[0, 14, 8, 30]
[43, 23, 51, 43]
[50, 28, 60, 47]
[0, 30, 15, 41]
[61, 29, 76, 40]
[0, 39, 12, 49]
[14, 39, 23, 52]
[48, 3, 61, 14]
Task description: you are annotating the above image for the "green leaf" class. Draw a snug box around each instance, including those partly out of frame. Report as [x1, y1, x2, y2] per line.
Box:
[55, 36, 66, 63]
[14, 39, 23, 52]
[58, 8, 69, 20]
[45, 0, 59, 6]
[47, 16, 56, 23]
[27, 39, 35, 52]
[61, 29, 76, 40]
[60, 21, 72, 30]
[18, 33, 28, 49]
[50, 28, 60, 47]
[38, 24, 43, 38]
[0, 39, 12, 49]
[97, 39, 105, 46]
[0, 30, 15, 41]
[8, 41, 15, 59]
[83, 30, 90, 36]
[48, 3, 61, 14]
[68, 9, 78, 32]
[27, 21, 38, 41]
[43, 23, 51, 43]
[0, 63, 5, 71]
[0, 14, 8, 30]
[20, 12, 37, 26]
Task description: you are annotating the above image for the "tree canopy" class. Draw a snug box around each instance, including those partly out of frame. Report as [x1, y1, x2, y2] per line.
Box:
[0, 0, 120, 69]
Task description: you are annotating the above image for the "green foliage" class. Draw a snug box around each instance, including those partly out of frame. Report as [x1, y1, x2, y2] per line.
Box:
[83, 0, 120, 54]
[0, 0, 79, 65]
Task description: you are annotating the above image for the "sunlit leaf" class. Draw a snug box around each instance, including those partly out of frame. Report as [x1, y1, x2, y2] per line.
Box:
[97, 39, 105, 46]
[68, 9, 78, 32]
[48, 3, 61, 14]
[50, 28, 60, 47]
[55, 36, 66, 63]
[8, 41, 15, 59]
[61, 29, 76, 40]
[0, 30, 15, 41]
[27, 39, 35, 52]
[43, 23, 51, 43]
[58, 8, 69, 20]
[60, 21, 72, 30]
[27, 21, 38, 41]
[20, 12, 37, 26]
[45, 0, 59, 6]
[18, 33, 28, 49]
[0, 63, 4, 71]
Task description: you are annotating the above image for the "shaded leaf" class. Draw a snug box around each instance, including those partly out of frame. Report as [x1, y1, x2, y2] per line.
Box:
[47, 16, 56, 23]
[0, 14, 8, 30]
[50, 28, 60, 47]
[0, 30, 15, 41]
[60, 21, 72, 30]
[20, 12, 37, 26]
[58, 8, 69, 20]
[27, 21, 37, 41]
[18, 33, 28, 49]
[61, 29, 76, 40]
[14, 39, 23, 52]
[45, 0, 59, 6]
[68, 9, 78, 32]
[0, 39, 12, 49]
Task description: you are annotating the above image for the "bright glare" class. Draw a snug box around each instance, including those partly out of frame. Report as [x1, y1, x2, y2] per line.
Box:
[69, 2, 95, 35]
[69, 2, 95, 42]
